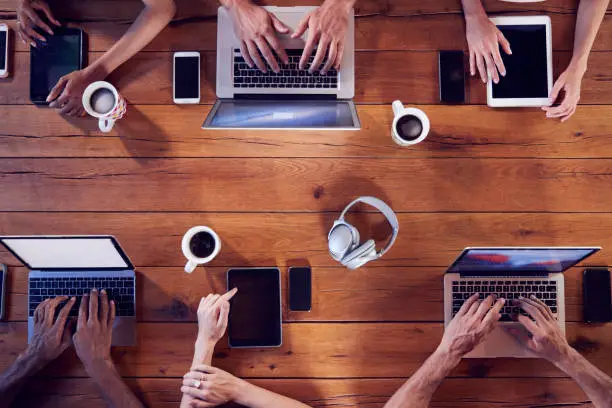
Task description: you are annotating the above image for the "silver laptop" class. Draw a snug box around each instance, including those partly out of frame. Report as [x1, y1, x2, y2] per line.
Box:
[0, 236, 136, 346]
[203, 6, 360, 130]
[444, 247, 600, 358]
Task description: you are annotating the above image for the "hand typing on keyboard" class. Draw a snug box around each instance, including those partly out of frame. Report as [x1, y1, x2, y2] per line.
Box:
[223, 0, 290, 73]
[29, 296, 76, 364]
[438, 293, 506, 360]
[292, 0, 355, 74]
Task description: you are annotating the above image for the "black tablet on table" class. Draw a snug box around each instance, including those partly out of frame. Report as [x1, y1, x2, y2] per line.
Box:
[30, 27, 84, 105]
[227, 268, 282, 348]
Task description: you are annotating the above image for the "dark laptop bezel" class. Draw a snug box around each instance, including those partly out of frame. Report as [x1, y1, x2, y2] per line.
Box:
[446, 246, 601, 277]
[0, 235, 134, 271]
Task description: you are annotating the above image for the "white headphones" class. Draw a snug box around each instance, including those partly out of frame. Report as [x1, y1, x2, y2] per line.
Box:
[328, 196, 399, 269]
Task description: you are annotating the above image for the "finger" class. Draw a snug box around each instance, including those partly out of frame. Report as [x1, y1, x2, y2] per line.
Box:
[548, 79, 564, 105]
[183, 371, 211, 380]
[45, 296, 68, 325]
[88, 289, 99, 324]
[219, 287, 238, 302]
[478, 298, 505, 331]
[475, 295, 495, 320]
[469, 49, 475, 76]
[246, 40, 266, 73]
[60, 100, 79, 115]
[456, 293, 479, 317]
[291, 14, 310, 39]
[467, 297, 481, 316]
[239, 41, 254, 68]
[77, 294, 89, 329]
[255, 38, 279, 73]
[100, 289, 109, 325]
[484, 53, 499, 84]
[108, 299, 116, 327]
[299, 34, 318, 70]
[23, 23, 46, 43]
[54, 297, 76, 330]
[310, 36, 330, 73]
[33, 1, 61, 26]
[191, 364, 220, 374]
[34, 299, 48, 324]
[25, 8, 53, 35]
[204, 294, 220, 308]
[476, 53, 487, 83]
[335, 42, 345, 70]
[491, 45, 506, 77]
[189, 400, 215, 408]
[180, 386, 210, 401]
[265, 33, 288, 65]
[216, 300, 230, 330]
[518, 297, 548, 324]
[270, 13, 290, 34]
[321, 41, 338, 74]
[497, 31, 512, 55]
[182, 377, 211, 387]
[47, 76, 68, 103]
[505, 326, 531, 347]
[518, 314, 542, 336]
[17, 29, 34, 47]
[529, 295, 555, 320]
[546, 103, 573, 118]
[561, 106, 577, 122]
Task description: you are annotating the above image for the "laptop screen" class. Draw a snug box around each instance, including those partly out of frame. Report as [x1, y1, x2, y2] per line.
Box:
[203, 100, 359, 129]
[0, 236, 132, 270]
[448, 247, 600, 273]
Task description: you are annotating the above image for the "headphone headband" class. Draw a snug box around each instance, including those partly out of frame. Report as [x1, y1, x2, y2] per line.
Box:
[339, 196, 399, 257]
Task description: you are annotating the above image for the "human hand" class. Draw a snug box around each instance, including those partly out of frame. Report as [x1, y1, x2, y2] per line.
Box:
[541, 62, 586, 122]
[196, 288, 238, 345]
[27, 296, 76, 365]
[437, 294, 505, 359]
[73, 289, 115, 372]
[16, 0, 60, 47]
[227, 0, 289, 73]
[47, 67, 106, 116]
[507, 295, 573, 363]
[465, 14, 511, 84]
[181, 364, 245, 407]
[292, 0, 353, 74]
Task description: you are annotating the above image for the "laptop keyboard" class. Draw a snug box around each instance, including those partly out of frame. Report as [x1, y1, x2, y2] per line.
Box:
[452, 279, 558, 321]
[29, 277, 135, 317]
[233, 49, 338, 89]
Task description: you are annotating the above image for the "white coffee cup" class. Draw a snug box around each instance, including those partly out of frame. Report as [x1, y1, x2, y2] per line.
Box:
[391, 100, 430, 146]
[181, 226, 222, 273]
[82, 81, 127, 133]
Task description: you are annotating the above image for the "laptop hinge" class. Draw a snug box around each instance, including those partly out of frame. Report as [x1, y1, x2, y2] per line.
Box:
[459, 271, 550, 278]
[234, 94, 337, 101]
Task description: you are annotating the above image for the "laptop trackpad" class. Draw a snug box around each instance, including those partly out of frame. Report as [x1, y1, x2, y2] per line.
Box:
[466, 323, 536, 358]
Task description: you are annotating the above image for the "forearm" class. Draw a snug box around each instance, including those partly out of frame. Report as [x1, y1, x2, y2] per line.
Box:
[0, 349, 46, 408]
[88, 0, 175, 78]
[461, 0, 487, 19]
[384, 349, 461, 408]
[234, 380, 312, 408]
[180, 338, 217, 408]
[555, 347, 612, 408]
[570, 0, 610, 69]
[86, 359, 143, 408]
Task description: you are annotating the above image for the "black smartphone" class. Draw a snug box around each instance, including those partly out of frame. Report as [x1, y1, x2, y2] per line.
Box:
[0, 264, 6, 320]
[583, 268, 612, 323]
[289, 267, 311, 312]
[438, 50, 466, 104]
[30, 28, 84, 105]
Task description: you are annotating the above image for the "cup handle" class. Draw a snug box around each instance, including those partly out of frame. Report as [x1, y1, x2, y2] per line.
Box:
[392, 100, 404, 117]
[185, 260, 198, 274]
[99, 118, 115, 133]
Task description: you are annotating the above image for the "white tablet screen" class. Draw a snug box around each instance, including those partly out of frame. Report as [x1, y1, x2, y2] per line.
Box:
[492, 24, 548, 99]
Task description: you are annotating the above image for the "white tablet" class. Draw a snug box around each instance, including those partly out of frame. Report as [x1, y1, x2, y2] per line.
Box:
[487, 16, 552, 107]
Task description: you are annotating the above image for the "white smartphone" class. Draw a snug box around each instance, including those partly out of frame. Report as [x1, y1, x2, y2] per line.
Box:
[0, 24, 9, 78]
[173, 51, 200, 104]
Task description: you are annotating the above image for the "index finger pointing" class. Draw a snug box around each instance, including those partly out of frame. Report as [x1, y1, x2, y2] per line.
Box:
[220, 287, 238, 301]
[456, 293, 479, 317]
[54, 297, 76, 329]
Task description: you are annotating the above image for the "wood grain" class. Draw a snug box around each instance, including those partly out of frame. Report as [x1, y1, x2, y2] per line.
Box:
[2, 158, 612, 212]
[2, 105, 612, 158]
[0, 213, 609, 268]
[1, 321, 610, 378]
[13, 377, 593, 408]
[3, 266, 594, 323]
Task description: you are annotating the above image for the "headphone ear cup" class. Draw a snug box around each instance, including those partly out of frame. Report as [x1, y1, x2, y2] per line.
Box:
[342, 239, 377, 269]
[328, 222, 360, 261]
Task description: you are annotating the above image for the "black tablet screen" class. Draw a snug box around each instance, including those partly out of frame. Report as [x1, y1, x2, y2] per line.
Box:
[492, 25, 548, 99]
[228, 268, 282, 347]
[30, 28, 82, 104]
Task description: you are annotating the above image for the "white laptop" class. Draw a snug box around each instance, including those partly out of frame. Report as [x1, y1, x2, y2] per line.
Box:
[202, 6, 360, 130]
[444, 247, 600, 358]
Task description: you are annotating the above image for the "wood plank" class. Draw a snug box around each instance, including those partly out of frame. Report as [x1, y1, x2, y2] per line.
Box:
[2, 12, 610, 52]
[3, 50, 611, 105]
[0, 213, 609, 268]
[13, 377, 593, 408]
[2, 158, 612, 212]
[3, 266, 593, 323]
[1, 321, 610, 378]
[2, 104, 612, 158]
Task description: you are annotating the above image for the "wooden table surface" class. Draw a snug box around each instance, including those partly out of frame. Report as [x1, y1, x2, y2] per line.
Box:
[1, 0, 612, 406]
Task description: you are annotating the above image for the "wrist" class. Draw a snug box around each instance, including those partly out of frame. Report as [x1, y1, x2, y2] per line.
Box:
[221, 0, 250, 9]
[432, 347, 462, 372]
[568, 57, 588, 76]
[232, 377, 252, 406]
[83, 357, 115, 379]
[85, 61, 110, 81]
[20, 347, 49, 372]
[552, 345, 579, 371]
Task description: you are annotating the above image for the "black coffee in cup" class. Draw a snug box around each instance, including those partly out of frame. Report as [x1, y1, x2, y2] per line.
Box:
[189, 231, 217, 258]
[395, 114, 423, 141]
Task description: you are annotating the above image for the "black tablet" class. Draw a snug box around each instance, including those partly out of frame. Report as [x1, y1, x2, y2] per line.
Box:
[30, 27, 84, 105]
[227, 268, 282, 348]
